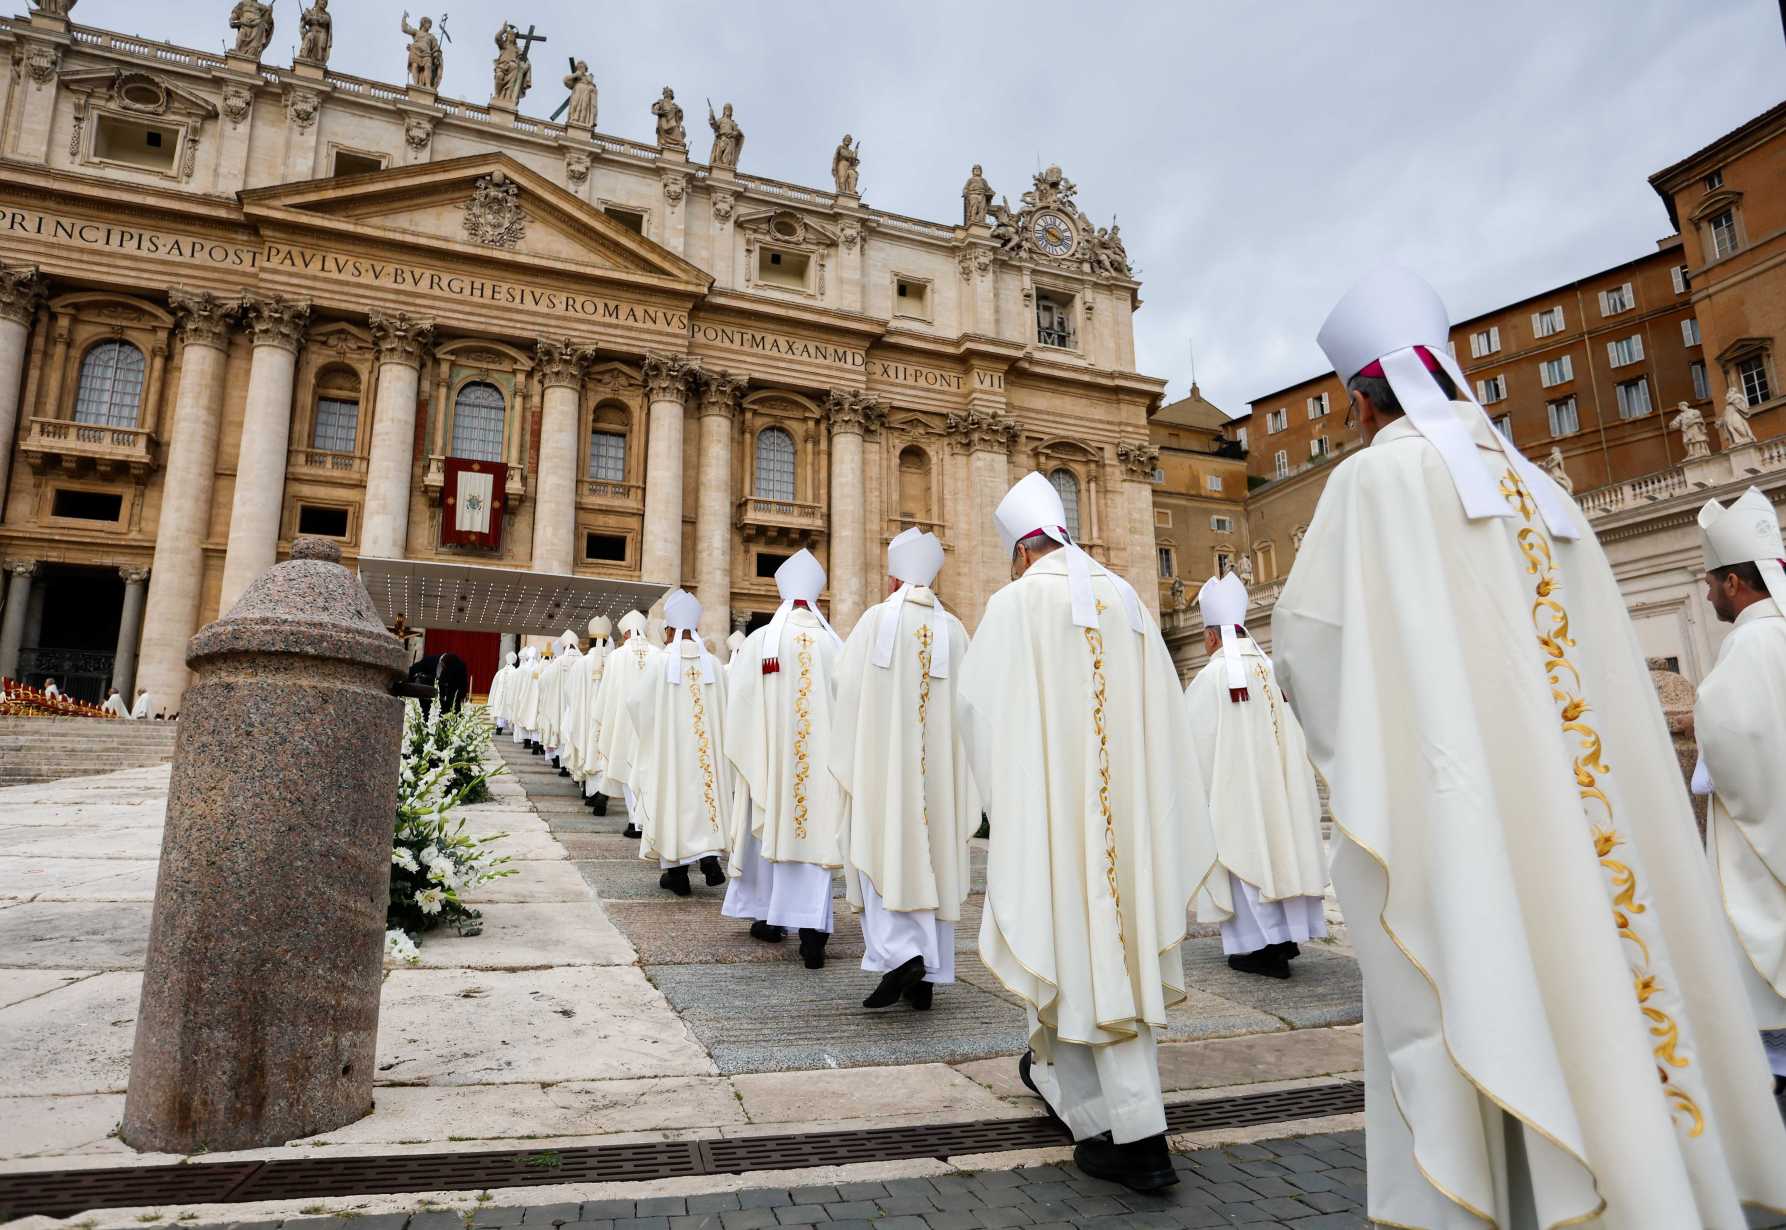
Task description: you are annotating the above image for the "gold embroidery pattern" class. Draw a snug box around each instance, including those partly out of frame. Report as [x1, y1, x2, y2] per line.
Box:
[915, 624, 934, 826]
[686, 663, 719, 830]
[792, 633, 814, 841]
[1500, 469, 1704, 1138]
[1252, 660, 1283, 752]
[1083, 599, 1124, 949]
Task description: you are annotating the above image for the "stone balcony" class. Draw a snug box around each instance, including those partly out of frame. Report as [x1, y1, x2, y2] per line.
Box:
[422, 455, 527, 507]
[736, 496, 826, 546]
[20, 416, 156, 480]
[1577, 438, 1786, 519]
[578, 478, 644, 508]
[287, 447, 368, 482]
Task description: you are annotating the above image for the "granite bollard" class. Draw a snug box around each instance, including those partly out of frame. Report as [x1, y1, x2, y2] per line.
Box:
[121, 537, 409, 1153]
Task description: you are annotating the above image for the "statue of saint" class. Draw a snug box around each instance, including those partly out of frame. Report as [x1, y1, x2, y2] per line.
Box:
[563, 60, 597, 128]
[297, 0, 333, 64]
[961, 164, 993, 225]
[491, 22, 532, 106]
[229, 0, 275, 59]
[707, 101, 743, 169]
[402, 12, 444, 90]
[1103, 221, 1131, 275]
[1544, 445, 1573, 494]
[1671, 401, 1710, 459]
[832, 133, 861, 195]
[1236, 553, 1254, 584]
[650, 86, 686, 149]
[988, 197, 1022, 252]
[1720, 382, 1758, 448]
[33, 0, 77, 17]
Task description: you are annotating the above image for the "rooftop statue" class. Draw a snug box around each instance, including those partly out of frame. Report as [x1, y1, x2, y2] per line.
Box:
[402, 11, 444, 90]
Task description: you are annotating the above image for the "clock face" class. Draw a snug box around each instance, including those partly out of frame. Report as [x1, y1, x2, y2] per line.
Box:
[1030, 210, 1077, 258]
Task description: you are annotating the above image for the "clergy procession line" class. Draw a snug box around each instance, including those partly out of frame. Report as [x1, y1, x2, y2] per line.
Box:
[476, 266, 1786, 1223]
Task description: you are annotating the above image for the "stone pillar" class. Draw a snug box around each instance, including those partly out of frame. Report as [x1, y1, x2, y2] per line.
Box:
[824, 390, 885, 633]
[112, 566, 150, 698]
[0, 263, 46, 522]
[948, 410, 1018, 629]
[219, 295, 310, 612]
[137, 291, 238, 711]
[0, 560, 37, 679]
[1117, 441, 1163, 618]
[639, 353, 698, 586]
[531, 339, 591, 575]
[122, 537, 407, 1153]
[361, 312, 435, 560]
[694, 371, 744, 642]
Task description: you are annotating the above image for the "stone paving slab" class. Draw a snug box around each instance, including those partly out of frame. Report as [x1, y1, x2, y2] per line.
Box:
[0, 968, 94, 1010]
[0, 803, 166, 828]
[406, 903, 634, 969]
[602, 901, 869, 966]
[0, 823, 165, 860]
[0, 969, 142, 1095]
[0, 1091, 123, 1158]
[461, 859, 596, 904]
[0, 857, 157, 901]
[0, 901, 151, 970]
[731, 1063, 1014, 1126]
[570, 858, 795, 903]
[1178, 945, 1362, 1031]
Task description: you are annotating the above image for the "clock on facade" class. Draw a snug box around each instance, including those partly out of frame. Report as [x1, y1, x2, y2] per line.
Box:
[1030, 210, 1077, 258]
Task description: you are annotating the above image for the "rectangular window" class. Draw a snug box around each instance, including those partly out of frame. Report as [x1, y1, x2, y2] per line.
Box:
[1157, 547, 1175, 578]
[1706, 169, 1724, 190]
[311, 397, 359, 453]
[1616, 377, 1653, 419]
[92, 114, 180, 173]
[758, 247, 812, 291]
[1273, 449, 1289, 478]
[1607, 335, 1645, 367]
[1710, 210, 1738, 259]
[603, 205, 646, 234]
[1531, 306, 1566, 338]
[1210, 514, 1234, 533]
[587, 430, 626, 482]
[296, 504, 350, 538]
[1739, 356, 1772, 406]
[1205, 474, 1223, 492]
[1035, 288, 1076, 348]
[893, 277, 930, 319]
[1215, 550, 1232, 576]
[1474, 375, 1508, 404]
[1154, 508, 1171, 527]
[1547, 397, 1580, 437]
[1306, 392, 1329, 419]
[1539, 354, 1574, 388]
[1266, 408, 1288, 433]
[755, 551, 791, 579]
[1310, 436, 1330, 459]
[1235, 425, 1248, 451]
[1599, 282, 1635, 316]
[1680, 318, 1700, 347]
[1469, 326, 1502, 358]
[1671, 265, 1691, 295]
[584, 532, 627, 562]
[332, 149, 385, 177]
[50, 488, 123, 521]
[1492, 414, 1513, 440]
[1691, 361, 1708, 401]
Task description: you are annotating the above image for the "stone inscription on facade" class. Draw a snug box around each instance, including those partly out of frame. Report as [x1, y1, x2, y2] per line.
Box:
[1, 206, 259, 268]
[690, 320, 865, 369]
[868, 359, 965, 391]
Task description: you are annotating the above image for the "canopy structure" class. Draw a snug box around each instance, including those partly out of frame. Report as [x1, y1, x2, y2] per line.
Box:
[356, 557, 665, 636]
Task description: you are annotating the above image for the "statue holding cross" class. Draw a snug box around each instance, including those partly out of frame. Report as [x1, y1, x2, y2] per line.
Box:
[491, 20, 545, 108]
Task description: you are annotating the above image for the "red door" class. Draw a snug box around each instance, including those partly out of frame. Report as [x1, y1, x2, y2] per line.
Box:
[423, 630, 502, 698]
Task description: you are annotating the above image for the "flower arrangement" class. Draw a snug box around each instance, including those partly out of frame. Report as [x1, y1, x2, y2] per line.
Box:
[402, 695, 496, 803]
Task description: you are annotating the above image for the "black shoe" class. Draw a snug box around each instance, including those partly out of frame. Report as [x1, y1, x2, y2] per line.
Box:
[592, 793, 608, 816]
[700, 855, 726, 886]
[749, 921, 787, 943]
[904, 979, 933, 1011]
[1073, 1133, 1178, 1192]
[622, 823, 642, 839]
[659, 866, 692, 897]
[530, 744, 543, 755]
[1228, 950, 1291, 980]
[863, 955, 926, 1009]
[558, 766, 569, 777]
[798, 927, 828, 969]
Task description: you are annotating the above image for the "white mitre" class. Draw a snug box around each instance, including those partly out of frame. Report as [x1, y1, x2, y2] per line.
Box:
[556, 628, 579, 652]
[1317, 265, 1578, 540]
[505, 651, 517, 667]
[764, 547, 840, 662]
[995, 471, 1143, 632]
[1700, 486, 1786, 613]
[876, 527, 950, 675]
[1196, 571, 1249, 692]
[727, 629, 746, 655]
[618, 609, 648, 640]
[588, 615, 612, 641]
[661, 588, 717, 681]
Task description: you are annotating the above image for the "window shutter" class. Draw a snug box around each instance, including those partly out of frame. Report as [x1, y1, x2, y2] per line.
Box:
[1490, 326, 1500, 351]
[1671, 266, 1685, 294]
[1622, 281, 1634, 306]
[1539, 363, 1552, 389]
[1474, 379, 1487, 401]
[1598, 290, 1610, 316]
[1631, 335, 1643, 361]
[1531, 311, 1544, 335]
[1607, 341, 1618, 365]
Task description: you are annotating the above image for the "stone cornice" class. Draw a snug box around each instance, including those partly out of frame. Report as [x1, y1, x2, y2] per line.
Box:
[167, 287, 236, 349]
[0, 260, 46, 326]
[534, 337, 593, 390]
[240, 292, 310, 352]
[641, 352, 699, 404]
[368, 310, 435, 366]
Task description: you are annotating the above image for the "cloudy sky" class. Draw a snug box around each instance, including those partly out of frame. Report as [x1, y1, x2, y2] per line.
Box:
[98, 0, 1785, 415]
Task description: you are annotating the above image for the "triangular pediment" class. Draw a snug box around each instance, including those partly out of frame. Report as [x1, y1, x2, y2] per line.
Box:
[240, 153, 711, 295]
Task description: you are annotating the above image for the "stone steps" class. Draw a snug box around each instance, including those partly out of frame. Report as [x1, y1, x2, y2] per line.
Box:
[0, 715, 179, 785]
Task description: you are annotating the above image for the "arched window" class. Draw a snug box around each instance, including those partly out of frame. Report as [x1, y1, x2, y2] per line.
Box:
[1048, 467, 1081, 540]
[73, 341, 146, 429]
[451, 381, 505, 462]
[587, 403, 628, 483]
[897, 445, 932, 523]
[754, 426, 796, 501]
[310, 365, 361, 454]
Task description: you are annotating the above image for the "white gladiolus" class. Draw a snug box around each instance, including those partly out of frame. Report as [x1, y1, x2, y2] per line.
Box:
[383, 928, 420, 965]
[414, 886, 445, 915]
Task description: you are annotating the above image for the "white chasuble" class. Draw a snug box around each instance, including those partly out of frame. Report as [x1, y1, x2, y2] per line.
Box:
[565, 641, 610, 786]
[539, 648, 577, 748]
[626, 639, 730, 866]
[595, 637, 656, 795]
[960, 552, 1219, 1052]
[1184, 636, 1326, 919]
[558, 648, 595, 779]
[1272, 405, 1786, 1229]
[486, 663, 513, 724]
[723, 608, 844, 870]
[515, 656, 543, 732]
[833, 588, 976, 920]
[1695, 600, 1786, 1030]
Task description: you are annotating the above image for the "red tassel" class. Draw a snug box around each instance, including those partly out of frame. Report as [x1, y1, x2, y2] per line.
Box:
[762, 659, 780, 675]
[1228, 686, 1250, 703]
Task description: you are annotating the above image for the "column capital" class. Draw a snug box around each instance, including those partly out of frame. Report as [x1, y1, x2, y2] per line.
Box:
[945, 408, 1018, 455]
[0, 261, 47, 327]
[169, 288, 238, 351]
[824, 389, 883, 437]
[4, 558, 40, 579]
[534, 337, 595, 390]
[642, 352, 700, 405]
[369, 311, 436, 367]
[1115, 439, 1160, 480]
[120, 565, 152, 585]
[698, 369, 745, 418]
[240, 293, 311, 354]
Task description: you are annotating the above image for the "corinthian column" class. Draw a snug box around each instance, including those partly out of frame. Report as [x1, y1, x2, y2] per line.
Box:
[825, 390, 885, 633]
[218, 295, 310, 611]
[947, 409, 1019, 628]
[137, 290, 238, 710]
[113, 565, 151, 699]
[0, 263, 46, 522]
[0, 559, 38, 680]
[694, 371, 743, 641]
[361, 312, 435, 560]
[639, 353, 698, 586]
[531, 338, 592, 574]
[1116, 440, 1163, 617]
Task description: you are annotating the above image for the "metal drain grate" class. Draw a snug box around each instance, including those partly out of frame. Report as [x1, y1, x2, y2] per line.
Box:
[0, 1080, 1363, 1219]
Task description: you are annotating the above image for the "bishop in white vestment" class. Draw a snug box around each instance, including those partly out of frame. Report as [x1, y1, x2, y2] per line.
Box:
[102, 688, 129, 718]
[566, 617, 613, 814]
[835, 529, 976, 1009]
[626, 590, 730, 896]
[596, 611, 655, 838]
[130, 691, 153, 720]
[540, 630, 580, 771]
[488, 651, 517, 731]
[513, 646, 544, 749]
[1693, 487, 1786, 1090]
[723, 549, 844, 968]
[1273, 266, 1786, 1229]
[959, 472, 1218, 1193]
[1185, 573, 1325, 978]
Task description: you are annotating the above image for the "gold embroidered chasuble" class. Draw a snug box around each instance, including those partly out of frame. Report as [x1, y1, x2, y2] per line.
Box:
[625, 639, 731, 865]
[1273, 404, 1786, 1229]
[959, 551, 1219, 1049]
[562, 640, 610, 782]
[514, 653, 543, 731]
[537, 647, 576, 748]
[593, 635, 655, 795]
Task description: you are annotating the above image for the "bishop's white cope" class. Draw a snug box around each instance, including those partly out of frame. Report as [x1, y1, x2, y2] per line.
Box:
[594, 636, 656, 797]
[513, 652, 544, 735]
[626, 637, 731, 867]
[538, 645, 579, 751]
[1272, 402, 1786, 1229]
[960, 552, 1218, 1100]
[834, 587, 976, 920]
[487, 660, 515, 727]
[561, 640, 609, 783]
[1695, 598, 1786, 1043]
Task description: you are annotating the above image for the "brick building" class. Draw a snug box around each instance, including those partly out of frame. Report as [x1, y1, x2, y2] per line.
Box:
[1145, 385, 1247, 669]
